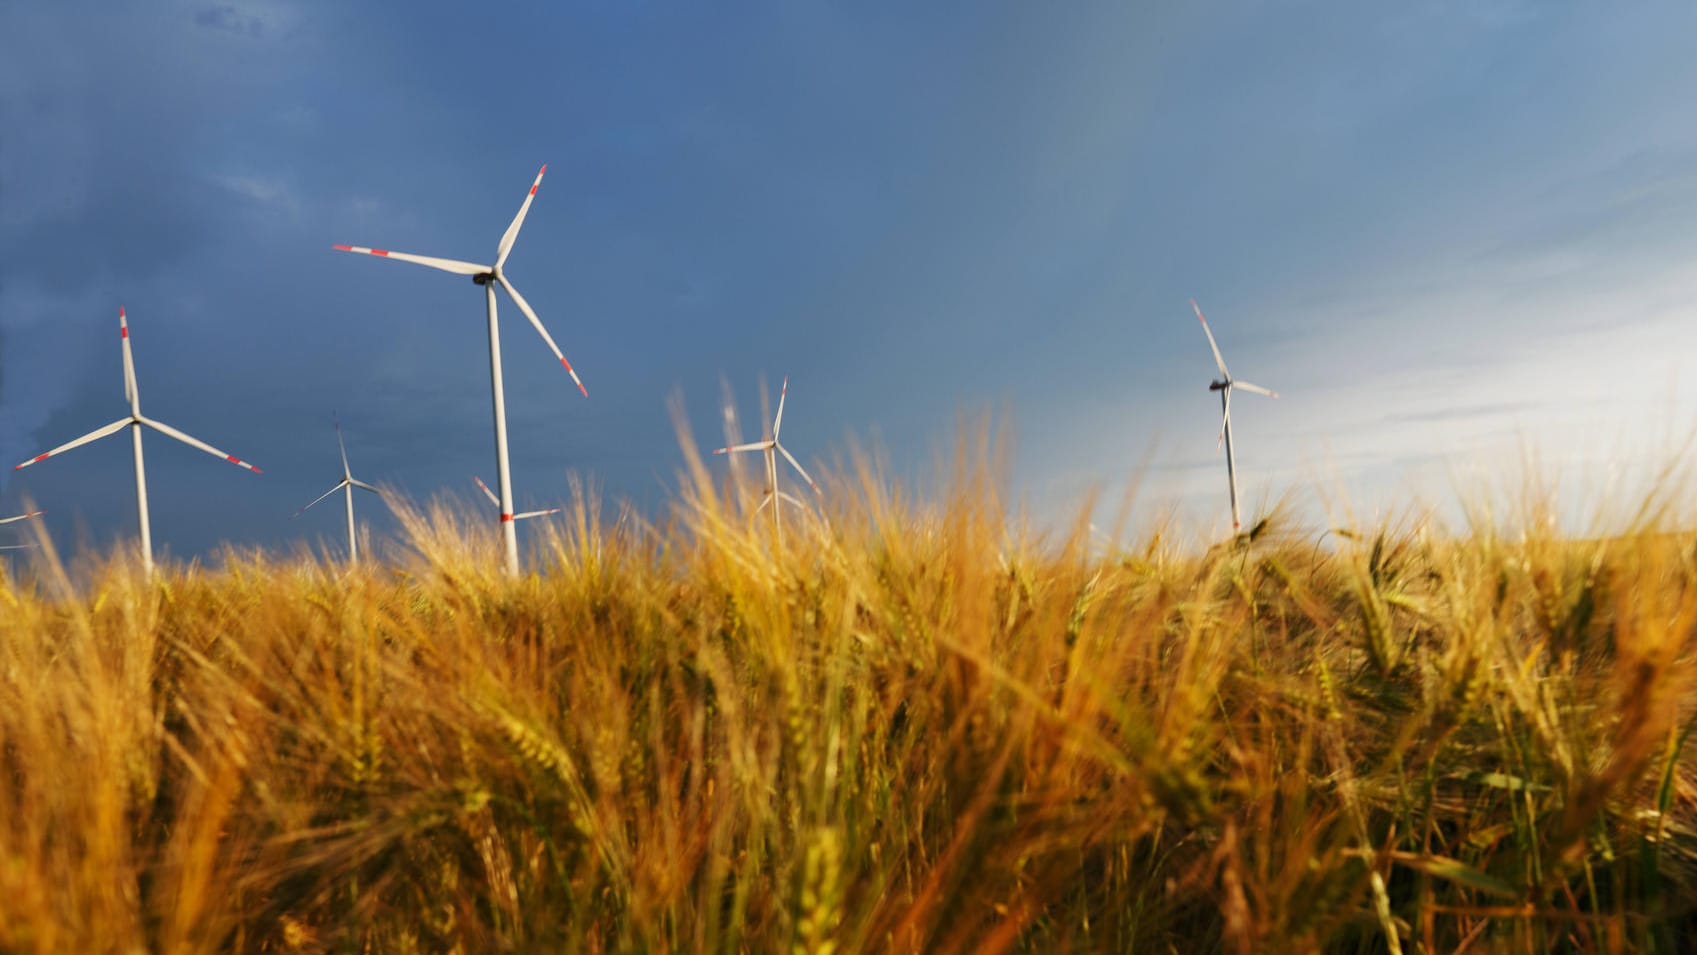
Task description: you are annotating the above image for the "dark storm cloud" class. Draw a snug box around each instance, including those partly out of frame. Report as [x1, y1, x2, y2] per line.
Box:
[1, 165, 214, 295]
[7, 2, 1697, 556]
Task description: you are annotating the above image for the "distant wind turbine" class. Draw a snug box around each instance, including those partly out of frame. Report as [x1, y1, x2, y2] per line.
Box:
[713, 376, 821, 542]
[11, 308, 262, 573]
[1191, 299, 1279, 534]
[335, 165, 585, 575]
[473, 475, 562, 522]
[293, 415, 384, 565]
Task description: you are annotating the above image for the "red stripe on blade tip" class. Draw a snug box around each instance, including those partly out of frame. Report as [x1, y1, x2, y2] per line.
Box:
[332, 244, 353, 251]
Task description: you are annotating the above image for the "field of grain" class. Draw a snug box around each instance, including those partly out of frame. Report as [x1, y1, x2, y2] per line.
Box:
[3, 435, 1696, 954]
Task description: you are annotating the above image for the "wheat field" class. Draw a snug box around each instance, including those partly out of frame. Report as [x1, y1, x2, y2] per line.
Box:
[3, 432, 1695, 954]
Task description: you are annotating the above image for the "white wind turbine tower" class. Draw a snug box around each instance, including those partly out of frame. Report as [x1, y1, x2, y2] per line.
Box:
[713, 377, 821, 542]
[293, 416, 384, 564]
[335, 165, 585, 576]
[473, 476, 562, 522]
[1191, 299, 1279, 534]
[11, 308, 262, 573]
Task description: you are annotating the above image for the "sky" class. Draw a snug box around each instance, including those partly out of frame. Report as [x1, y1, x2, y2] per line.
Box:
[4, 1, 1697, 561]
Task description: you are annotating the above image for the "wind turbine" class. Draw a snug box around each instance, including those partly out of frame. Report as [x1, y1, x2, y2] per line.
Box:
[0, 509, 44, 551]
[1191, 299, 1278, 534]
[713, 377, 821, 542]
[11, 308, 262, 573]
[293, 416, 384, 565]
[473, 476, 562, 522]
[334, 165, 585, 576]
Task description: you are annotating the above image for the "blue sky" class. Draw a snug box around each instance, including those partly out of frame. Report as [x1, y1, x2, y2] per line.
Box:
[4, 1, 1697, 559]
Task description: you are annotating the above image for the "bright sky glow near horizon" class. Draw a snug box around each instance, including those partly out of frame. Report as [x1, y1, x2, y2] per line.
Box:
[4, 2, 1697, 561]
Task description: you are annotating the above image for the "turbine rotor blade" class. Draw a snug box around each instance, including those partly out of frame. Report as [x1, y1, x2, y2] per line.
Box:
[473, 475, 500, 507]
[496, 165, 546, 269]
[334, 413, 352, 477]
[349, 479, 383, 494]
[119, 307, 138, 407]
[773, 376, 788, 440]
[13, 417, 132, 470]
[293, 481, 347, 518]
[1233, 381, 1279, 398]
[776, 443, 819, 492]
[1191, 298, 1230, 378]
[333, 245, 488, 276]
[776, 490, 806, 510]
[754, 492, 774, 515]
[714, 440, 774, 454]
[0, 510, 46, 525]
[515, 507, 563, 520]
[498, 275, 587, 396]
[140, 416, 262, 473]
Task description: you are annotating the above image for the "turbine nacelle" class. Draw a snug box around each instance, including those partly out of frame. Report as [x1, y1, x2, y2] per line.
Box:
[333, 165, 585, 394]
[1209, 380, 1229, 391]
